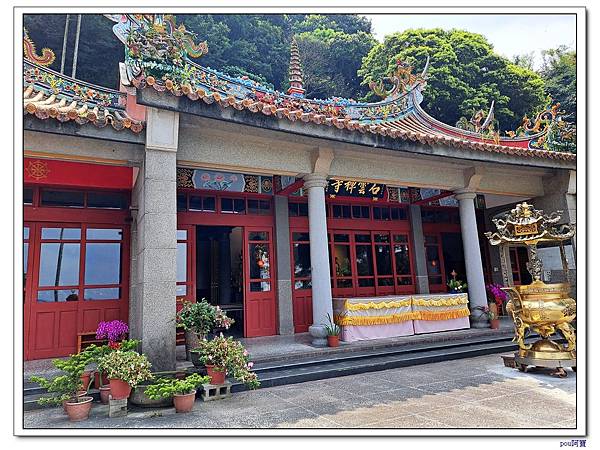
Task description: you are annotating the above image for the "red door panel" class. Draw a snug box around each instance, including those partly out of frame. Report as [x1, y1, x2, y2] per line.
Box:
[292, 292, 312, 333]
[244, 227, 277, 337]
[25, 221, 129, 360]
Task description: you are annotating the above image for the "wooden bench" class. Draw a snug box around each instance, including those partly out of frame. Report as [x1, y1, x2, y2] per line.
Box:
[76, 332, 107, 353]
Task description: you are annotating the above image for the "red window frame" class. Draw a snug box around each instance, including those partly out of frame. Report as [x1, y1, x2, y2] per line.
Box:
[24, 185, 131, 360]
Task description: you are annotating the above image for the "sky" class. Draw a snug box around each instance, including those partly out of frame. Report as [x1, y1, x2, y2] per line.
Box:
[363, 14, 576, 69]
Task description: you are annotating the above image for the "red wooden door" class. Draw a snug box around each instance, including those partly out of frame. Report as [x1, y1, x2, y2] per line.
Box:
[290, 229, 312, 333]
[26, 223, 129, 359]
[244, 227, 277, 337]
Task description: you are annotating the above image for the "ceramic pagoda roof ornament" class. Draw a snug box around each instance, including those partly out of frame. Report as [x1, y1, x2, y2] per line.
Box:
[287, 36, 305, 97]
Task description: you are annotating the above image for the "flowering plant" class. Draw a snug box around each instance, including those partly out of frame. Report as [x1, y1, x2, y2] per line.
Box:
[195, 335, 260, 389]
[177, 299, 234, 337]
[97, 350, 152, 388]
[214, 306, 234, 330]
[447, 278, 467, 292]
[96, 320, 129, 345]
[486, 283, 508, 310]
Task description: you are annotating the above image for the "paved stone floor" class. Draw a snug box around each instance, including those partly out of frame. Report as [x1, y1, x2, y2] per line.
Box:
[23, 352, 577, 429]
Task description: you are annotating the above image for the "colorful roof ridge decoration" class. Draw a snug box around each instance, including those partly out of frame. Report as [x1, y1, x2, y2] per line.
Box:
[287, 36, 305, 97]
[113, 14, 574, 161]
[23, 59, 144, 133]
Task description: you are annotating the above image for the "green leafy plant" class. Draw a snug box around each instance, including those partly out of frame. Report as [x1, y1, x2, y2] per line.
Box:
[474, 305, 496, 321]
[30, 355, 88, 405]
[324, 313, 341, 336]
[144, 373, 210, 399]
[176, 299, 234, 336]
[97, 350, 153, 388]
[447, 278, 467, 292]
[195, 335, 260, 389]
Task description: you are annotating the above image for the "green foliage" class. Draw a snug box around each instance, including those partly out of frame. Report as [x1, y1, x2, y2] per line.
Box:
[30, 355, 88, 405]
[540, 46, 576, 124]
[97, 350, 152, 387]
[144, 373, 210, 399]
[323, 313, 341, 336]
[447, 278, 467, 292]
[290, 14, 372, 35]
[176, 299, 234, 335]
[195, 335, 260, 389]
[295, 28, 376, 99]
[358, 28, 547, 131]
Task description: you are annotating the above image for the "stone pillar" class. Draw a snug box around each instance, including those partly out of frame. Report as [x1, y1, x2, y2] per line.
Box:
[304, 173, 333, 346]
[409, 204, 430, 294]
[132, 107, 179, 370]
[455, 191, 488, 328]
[274, 195, 294, 335]
[217, 230, 232, 304]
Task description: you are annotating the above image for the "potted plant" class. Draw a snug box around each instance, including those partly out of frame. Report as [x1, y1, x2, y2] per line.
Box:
[176, 299, 234, 361]
[324, 313, 341, 347]
[473, 305, 498, 329]
[145, 373, 210, 413]
[97, 350, 153, 400]
[486, 283, 508, 316]
[195, 335, 260, 389]
[447, 278, 468, 293]
[30, 355, 93, 422]
[80, 339, 140, 404]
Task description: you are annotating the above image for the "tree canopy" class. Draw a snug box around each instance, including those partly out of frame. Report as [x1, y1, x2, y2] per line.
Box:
[23, 14, 574, 138]
[539, 46, 576, 125]
[358, 28, 547, 132]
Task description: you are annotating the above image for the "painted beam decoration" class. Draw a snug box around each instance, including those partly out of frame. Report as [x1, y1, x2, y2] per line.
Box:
[177, 168, 273, 194]
[326, 178, 386, 200]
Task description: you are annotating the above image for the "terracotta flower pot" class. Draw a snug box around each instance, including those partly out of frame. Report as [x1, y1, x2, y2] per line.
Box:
[99, 386, 111, 404]
[327, 335, 340, 347]
[490, 319, 500, 330]
[173, 390, 197, 413]
[109, 378, 132, 400]
[80, 371, 92, 392]
[205, 365, 226, 385]
[63, 391, 88, 412]
[94, 371, 110, 389]
[64, 396, 93, 422]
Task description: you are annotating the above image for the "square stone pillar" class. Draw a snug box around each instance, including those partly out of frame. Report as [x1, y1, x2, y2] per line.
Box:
[130, 108, 179, 371]
[274, 195, 295, 335]
[409, 205, 430, 294]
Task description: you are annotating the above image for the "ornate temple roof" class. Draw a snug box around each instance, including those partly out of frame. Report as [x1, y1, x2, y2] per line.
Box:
[23, 32, 144, 134]
[110, 14, 574, 162]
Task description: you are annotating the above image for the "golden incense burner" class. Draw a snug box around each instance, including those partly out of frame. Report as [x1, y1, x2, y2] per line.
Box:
[485, 202, 576, 377]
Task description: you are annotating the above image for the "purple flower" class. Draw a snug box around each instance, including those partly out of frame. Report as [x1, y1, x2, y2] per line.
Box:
[96, 320, 129, 342]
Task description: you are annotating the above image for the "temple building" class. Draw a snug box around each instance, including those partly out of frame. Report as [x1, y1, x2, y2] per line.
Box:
[22, 14, 576, 370]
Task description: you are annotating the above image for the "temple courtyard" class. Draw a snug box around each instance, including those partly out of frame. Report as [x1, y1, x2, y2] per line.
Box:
[23, 352, 576, 429]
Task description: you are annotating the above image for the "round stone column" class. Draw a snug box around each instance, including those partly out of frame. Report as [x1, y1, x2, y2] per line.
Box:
[304, 173, 333, 346]
[454, 191, 489, 328]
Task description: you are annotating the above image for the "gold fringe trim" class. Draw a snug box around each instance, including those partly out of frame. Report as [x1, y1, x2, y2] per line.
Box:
[344, 299, 412, 311]
[412, 296, 469, 307]
[335, 308, 470, 326]
[413, 308, 470, 321]
[334, 312, 415, 326]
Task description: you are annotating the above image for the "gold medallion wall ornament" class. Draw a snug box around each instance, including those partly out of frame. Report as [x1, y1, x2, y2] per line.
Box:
[25, 159, 50, 180]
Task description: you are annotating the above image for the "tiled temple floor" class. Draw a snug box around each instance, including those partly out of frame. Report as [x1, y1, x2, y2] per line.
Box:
[23, 352, 577, 430]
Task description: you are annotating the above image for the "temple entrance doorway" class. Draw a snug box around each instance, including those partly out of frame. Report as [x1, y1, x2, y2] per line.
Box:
[196, 226, 244, 337]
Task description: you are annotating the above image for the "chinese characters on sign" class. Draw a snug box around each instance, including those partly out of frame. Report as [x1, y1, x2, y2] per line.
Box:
[514, 223, 539, 236]
[326, 179, 386, 200]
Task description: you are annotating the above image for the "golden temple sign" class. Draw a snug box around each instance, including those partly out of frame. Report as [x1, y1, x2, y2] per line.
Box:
[514, 223, 538, 236]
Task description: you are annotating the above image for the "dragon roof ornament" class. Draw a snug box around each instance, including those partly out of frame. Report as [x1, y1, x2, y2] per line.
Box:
[369, 56, 429, 101]
[485, 202, 575, 246]
[23, 29, 55, 66]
